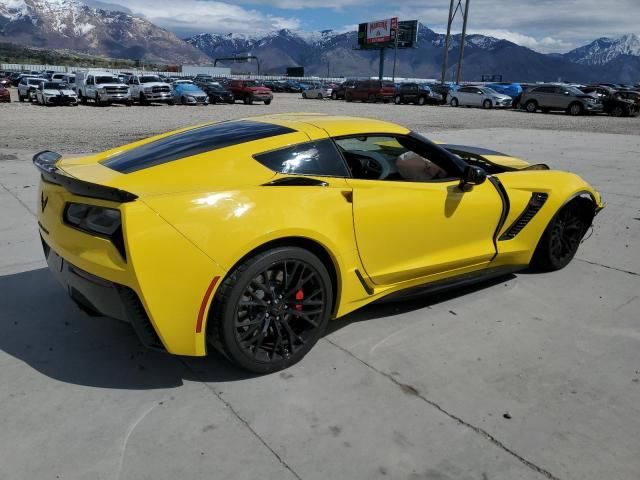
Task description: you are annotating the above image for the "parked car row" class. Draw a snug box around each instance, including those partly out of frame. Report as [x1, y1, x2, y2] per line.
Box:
[322, 77, 639, 117]
[2, 70, 276, 107]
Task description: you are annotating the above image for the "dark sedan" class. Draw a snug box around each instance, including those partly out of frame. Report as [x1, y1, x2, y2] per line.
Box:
[200, 81, 234, 104]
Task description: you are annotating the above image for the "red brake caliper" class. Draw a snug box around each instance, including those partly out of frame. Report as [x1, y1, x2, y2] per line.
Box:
[295, 289, 304, 311]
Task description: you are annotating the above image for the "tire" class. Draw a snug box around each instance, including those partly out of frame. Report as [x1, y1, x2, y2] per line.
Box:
[331, 91, 337, 100]
[317, 93, 323, 99]
[417, 96, 426, 105]
[302, 92, 307, 99]
[167, 100, 175, 106]
[95, 94, 102, 107]
[18, 93, 24, 102]
[181, 96, 187, 105]
[264, 99, 271, 105]
[80, 94, 87, 105]
[394, 95, 402, 105]
[244, 95, 253, 105]
[345, 93, 353, 102]
[367, 93, 376, 103]
[139, 93, 148, 105]
[568, 102, 583, 116]
[531, 200, 590, 271]
[450, 97, 459, 107]
[483, 99, 492, 109]
[210, 247, 333, 374]
[525, 100, 538, 113]
[611, 106, 624, 117]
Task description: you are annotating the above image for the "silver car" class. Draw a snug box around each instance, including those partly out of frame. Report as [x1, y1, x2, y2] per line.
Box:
[448, 86, 512, 109]
[302, 84, 332, 99]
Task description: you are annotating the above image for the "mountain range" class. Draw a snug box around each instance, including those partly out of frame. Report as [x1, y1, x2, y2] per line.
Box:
[1, 0, 639, 83]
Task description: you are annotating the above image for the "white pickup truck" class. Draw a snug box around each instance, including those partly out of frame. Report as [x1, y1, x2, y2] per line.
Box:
[127, 74, 173, 105]
[76, 71, 131, 106]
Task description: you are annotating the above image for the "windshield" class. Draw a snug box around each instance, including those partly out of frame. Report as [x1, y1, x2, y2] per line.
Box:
[206, 82, 224, 90]
[96, 76, 118, 84]
[140, 76, 162, 83]
[244, 80, 258, 87]
[43, 82, 61, 89]
[179, 84, 200, 91]
[66, 77, 76, 83]
[480, 87, 500, 95]
[28, 78, 42, 85]
[564, 86, 584, 95]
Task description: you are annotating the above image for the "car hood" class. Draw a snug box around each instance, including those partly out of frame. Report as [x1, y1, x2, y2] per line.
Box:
[491, 93, 512, 100]
[141, 82, 170, 88]
[96, 83, 126, 88]
[43, 89, 62, 95]
[247, 86, 271, 92]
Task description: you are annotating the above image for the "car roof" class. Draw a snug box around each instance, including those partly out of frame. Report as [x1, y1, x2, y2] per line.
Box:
[247, 114, 409, 137]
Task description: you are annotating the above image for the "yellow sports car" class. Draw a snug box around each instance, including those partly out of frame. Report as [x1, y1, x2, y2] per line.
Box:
[35, 114, 603, 373]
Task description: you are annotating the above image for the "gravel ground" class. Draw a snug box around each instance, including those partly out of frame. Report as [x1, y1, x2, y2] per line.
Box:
[1, 89, 638, 153]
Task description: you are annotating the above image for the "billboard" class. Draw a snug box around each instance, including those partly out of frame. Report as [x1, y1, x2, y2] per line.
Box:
[357, 19, 417, 49]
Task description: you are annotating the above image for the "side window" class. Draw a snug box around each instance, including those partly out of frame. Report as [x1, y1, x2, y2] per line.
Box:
[254, 139, 349, 177]
[334, 136, 452, 182]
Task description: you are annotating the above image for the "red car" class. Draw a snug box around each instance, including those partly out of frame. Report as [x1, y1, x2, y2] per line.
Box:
[0, 85, 11, 103]
[345, 80, 395, 103]
[228, 79, 273, 105]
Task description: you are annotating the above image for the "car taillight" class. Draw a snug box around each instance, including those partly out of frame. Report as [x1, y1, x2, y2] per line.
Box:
[65, 203, 121, 235]
[64, 202, 126, 259]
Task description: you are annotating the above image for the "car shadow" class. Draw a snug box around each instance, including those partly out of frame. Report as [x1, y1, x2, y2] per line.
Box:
[0, 268, 516, 389]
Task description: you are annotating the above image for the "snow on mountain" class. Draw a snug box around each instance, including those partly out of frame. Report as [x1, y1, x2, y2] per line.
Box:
[0, 0, 209, 63]
[564, 34, 640, 65]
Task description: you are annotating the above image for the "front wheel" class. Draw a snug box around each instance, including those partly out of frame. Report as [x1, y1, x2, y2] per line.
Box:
[483, 99, 492, 109]
[264, 99, 272, 105]
[394, 95, 402, 105]
[367, 93, 376, 103]
[525, 100, 537, 113]
[568, 102, 583, 116]
[610, 106, 624, 117]
[210, 247, 333, 374]
[531, 202, 589, 271]
[417, 96, 426, 105]
[244, 95, 253, 105]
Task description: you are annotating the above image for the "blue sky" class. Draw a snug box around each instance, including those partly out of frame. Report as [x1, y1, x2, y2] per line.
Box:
[92, 0, 639, 53]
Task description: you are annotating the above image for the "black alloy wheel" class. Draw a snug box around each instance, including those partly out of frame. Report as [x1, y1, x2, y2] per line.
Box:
[532, 202, 589, 271]
[212, 247, 332, 373]
[417, 96, 426, 105]
[525, 100, 537, 113]
[367, 93, 376, 103]
[611, 106, 624, 117]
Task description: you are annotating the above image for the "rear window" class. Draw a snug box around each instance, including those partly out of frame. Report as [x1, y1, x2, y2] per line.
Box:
[102, 120, 295, 174]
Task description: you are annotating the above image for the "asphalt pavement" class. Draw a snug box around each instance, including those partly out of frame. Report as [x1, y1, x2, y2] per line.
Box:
[0, 95, 639, 480]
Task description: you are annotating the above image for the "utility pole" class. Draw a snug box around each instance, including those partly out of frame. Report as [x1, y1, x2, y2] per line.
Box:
[378, 48, 385, 80]
[392, 30, 399, 82]
[455, 0, 471, 84]
[441, 0, 455, 84]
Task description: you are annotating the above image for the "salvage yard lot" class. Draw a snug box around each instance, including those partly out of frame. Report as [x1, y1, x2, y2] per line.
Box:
[1, 92, 639, 480]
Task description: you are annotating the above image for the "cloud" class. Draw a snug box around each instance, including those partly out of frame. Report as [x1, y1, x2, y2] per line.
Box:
[97, 0, 301, 37]
[89, 0, 639, 52]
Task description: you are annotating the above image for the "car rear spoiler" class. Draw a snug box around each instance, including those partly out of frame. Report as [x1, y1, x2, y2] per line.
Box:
[33, 151, 138, 203]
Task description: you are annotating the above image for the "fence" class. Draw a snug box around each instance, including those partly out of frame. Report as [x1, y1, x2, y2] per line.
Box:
[2, 63, 442, 84]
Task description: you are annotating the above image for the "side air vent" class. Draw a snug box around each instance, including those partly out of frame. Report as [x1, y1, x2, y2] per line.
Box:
[117, 286, 165, 351]
[499, 192, 548, 241]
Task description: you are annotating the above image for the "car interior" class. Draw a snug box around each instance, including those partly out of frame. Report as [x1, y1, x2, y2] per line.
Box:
[333, 136, 455, 182]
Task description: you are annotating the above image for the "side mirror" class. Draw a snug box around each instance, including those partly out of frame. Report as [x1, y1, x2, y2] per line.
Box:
[460, 165, 487, 192]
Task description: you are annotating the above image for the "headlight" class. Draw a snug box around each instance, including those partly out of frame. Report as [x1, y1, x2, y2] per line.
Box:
[64, 203, 121, 236]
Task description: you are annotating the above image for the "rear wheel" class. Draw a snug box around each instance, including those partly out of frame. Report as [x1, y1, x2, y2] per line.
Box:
[302, 91, 307, 99]
[611, 106, 624, 117]
[450, 97, 459, 107]
[394, 95, 402, 105]
[367, 93, 376, 103]
[244, 94, 253, 105]
[531, 201, 590, 271]
[417, 96, 426, 105]
[210, 247, 332, 374]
